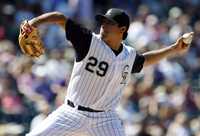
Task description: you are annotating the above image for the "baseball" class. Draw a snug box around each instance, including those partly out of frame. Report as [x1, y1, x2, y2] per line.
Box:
[182, 32, 194, 44]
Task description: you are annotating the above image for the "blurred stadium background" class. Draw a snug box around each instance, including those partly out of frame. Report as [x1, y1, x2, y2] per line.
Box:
[0, 0, 200, 135]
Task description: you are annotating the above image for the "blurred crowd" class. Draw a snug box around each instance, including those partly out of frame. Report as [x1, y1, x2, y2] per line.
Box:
[0, 0, 199, 136]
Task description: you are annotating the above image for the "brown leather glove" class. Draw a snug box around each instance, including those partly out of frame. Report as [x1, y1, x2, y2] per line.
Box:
[18, 20, 45, 57]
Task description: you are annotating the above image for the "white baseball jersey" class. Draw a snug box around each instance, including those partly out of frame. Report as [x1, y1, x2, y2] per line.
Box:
[65, 33, 136, 111]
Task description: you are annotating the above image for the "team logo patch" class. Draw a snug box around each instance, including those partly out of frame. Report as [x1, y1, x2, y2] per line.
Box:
[120, 65, 129, 84]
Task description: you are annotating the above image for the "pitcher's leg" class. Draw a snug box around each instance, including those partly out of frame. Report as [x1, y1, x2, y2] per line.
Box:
[87, 114, 125, 136]
[26, 105, 83, 136]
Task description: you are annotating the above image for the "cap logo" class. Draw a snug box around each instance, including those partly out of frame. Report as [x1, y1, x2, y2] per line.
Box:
[106, 10, 113, 15]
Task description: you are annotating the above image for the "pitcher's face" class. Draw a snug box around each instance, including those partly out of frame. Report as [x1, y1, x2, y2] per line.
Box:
[100, 18, 122, 41]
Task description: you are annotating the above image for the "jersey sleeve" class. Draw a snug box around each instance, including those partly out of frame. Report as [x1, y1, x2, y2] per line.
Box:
[65, 19, 92, 62]
[131, 53, 145, 73]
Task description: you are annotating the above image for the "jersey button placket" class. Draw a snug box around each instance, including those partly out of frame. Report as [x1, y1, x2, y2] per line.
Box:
[108, 61, 116, 82]
[113, 60, 119, 80]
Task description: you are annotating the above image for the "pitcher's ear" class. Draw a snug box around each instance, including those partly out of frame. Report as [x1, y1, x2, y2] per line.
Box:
[120, 26, 126, 33]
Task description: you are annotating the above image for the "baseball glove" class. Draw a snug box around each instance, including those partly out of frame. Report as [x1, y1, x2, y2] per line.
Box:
[18, 20, 45, 57]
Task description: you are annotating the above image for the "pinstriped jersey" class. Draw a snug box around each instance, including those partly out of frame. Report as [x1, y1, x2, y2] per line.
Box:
[65, 33, 137, 111]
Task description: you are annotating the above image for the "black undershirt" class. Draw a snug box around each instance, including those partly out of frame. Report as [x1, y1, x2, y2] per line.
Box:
[111, 44, 123, 56]
[65, 19, 145, 73]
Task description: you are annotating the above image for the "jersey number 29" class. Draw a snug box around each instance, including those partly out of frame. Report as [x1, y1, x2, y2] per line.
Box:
[85, 56, 109, 77]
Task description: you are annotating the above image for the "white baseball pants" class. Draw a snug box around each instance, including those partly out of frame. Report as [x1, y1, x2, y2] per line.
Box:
[26, 104, 125, 136]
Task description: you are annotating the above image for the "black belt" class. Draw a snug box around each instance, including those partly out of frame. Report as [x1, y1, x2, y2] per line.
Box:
[67, 100, 103, 112]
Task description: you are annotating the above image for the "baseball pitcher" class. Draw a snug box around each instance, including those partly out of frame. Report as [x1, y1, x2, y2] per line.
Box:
[19, 8, 193, 136]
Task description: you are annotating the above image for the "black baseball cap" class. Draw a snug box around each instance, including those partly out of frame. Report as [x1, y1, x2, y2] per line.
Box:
[95, 8, 130, 39]
[95, 8, 130, 29]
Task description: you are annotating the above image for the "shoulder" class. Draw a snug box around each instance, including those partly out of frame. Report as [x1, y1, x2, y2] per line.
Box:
[90, 33, 105, 45]
[123, 43, 136, 55]
[91, 33, 101, 40]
